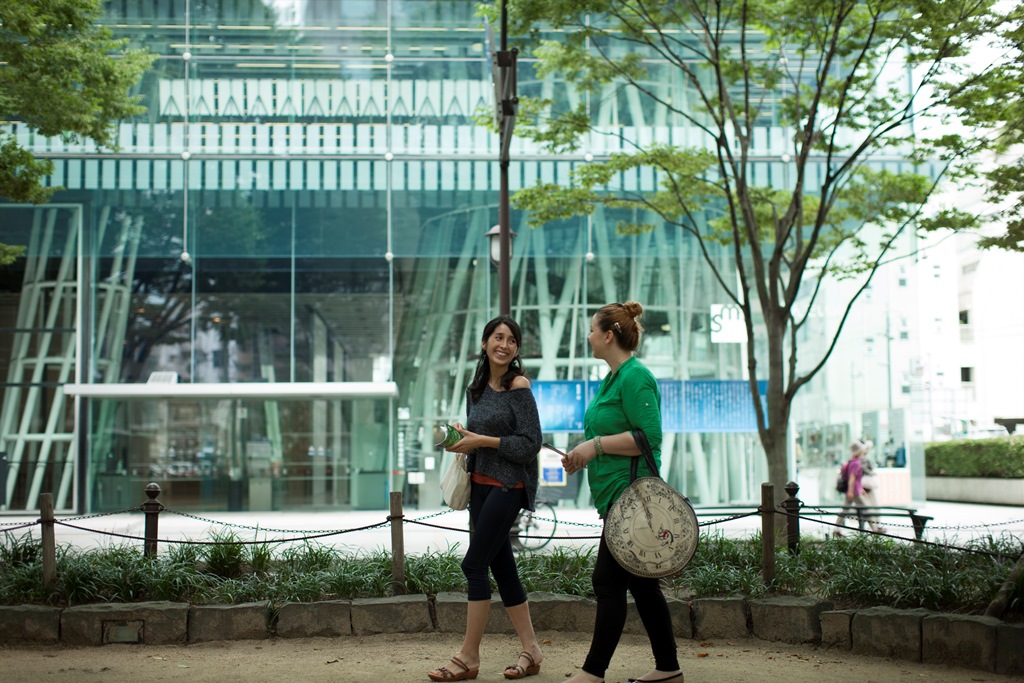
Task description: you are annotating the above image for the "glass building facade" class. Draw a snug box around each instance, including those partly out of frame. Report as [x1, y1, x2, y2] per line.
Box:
[0, 0, 786, 514]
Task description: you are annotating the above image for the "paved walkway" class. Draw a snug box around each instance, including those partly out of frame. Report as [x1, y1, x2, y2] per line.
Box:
[2, 501, 1022, 681]
[2, 631, 1019, 683]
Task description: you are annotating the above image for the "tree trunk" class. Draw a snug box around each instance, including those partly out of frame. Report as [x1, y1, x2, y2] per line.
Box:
[760, 316, 792, 537]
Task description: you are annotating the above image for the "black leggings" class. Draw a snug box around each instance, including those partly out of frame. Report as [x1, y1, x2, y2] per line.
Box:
[462, 481, 528, 606]
[582, 534, 679, 678]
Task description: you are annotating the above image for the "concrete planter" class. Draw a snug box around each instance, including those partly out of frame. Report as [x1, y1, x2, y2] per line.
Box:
[926, 476, 1024, 505]
[3, 597, 1023, 676]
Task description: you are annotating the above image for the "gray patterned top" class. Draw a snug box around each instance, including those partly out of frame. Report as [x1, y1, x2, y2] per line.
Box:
[465, 385, 542, 511]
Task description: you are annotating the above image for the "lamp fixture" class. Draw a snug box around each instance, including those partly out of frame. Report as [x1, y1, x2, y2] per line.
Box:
[485, 224, 516, 268]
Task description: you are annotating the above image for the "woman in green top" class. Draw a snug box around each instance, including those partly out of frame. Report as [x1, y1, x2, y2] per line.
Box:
[561, 302, 682, 683]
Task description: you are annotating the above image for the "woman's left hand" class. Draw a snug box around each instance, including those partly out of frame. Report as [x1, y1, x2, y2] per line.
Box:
[562, 439, 598, 475]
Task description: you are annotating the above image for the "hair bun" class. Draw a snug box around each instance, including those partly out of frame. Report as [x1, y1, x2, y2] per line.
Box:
[622, 301, 643, 319]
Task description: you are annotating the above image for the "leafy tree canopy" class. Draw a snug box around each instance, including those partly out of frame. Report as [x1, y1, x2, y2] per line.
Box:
[0, 0, 154, 258]
[951, 16, 1024, 252]
[484, 0, 1022, 489]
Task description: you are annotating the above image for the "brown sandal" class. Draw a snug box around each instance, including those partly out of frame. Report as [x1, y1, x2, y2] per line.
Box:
[428, 656, 479, 682]
[503, 651, 541, 680]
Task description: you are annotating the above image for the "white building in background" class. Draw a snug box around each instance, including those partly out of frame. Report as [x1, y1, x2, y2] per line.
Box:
[794, 210, 1024, 471]
[955, 237, 1024, 433]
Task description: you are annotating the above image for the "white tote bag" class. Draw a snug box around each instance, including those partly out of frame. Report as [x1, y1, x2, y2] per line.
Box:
[440, 452, 470, 510]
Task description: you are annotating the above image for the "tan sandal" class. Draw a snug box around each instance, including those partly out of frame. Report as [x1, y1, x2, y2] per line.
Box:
[428, 656, 479, 682]
[503, 651, 541, 680]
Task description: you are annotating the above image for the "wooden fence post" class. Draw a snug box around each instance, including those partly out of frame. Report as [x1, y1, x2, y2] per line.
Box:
[142, 483, 162, 557]
[760, 482, 775, 587]
[783, 481, 801, 555]
[390, 491, 406, 595]
[39, 493, 56, 590]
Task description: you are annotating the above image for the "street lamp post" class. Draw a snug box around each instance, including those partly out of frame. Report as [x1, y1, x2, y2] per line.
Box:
[492, 0, 518, 315]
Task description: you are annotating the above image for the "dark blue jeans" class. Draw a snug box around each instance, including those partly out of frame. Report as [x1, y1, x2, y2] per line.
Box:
[582, 535, 679, 677]
[462, 481, 527, 606]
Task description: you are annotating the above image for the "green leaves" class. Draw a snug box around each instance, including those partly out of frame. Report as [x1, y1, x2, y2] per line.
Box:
[0, 0, 155, 204]
[513, 145, 717, 235]
[487, 0, 1022, 489]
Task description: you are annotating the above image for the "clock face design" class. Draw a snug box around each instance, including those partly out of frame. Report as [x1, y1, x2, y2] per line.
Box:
[605, 477, 699, 578]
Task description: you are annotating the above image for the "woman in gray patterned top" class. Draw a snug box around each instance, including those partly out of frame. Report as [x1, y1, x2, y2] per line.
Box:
[428, 316, 544, 682]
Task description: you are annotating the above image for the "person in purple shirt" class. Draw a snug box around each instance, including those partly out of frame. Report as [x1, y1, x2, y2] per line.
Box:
[834, 440, 883, 536]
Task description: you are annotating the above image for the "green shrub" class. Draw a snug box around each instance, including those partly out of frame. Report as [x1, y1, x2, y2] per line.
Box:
[926, 436, 1024, 477]
[2, 529, 1021, 620]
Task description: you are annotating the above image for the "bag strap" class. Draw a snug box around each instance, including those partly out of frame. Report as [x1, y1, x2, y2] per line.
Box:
[629, 429, 661, 483]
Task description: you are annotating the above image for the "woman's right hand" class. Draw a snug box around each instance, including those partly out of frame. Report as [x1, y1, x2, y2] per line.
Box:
[444, 422, 473, 453]
[562, 439, 598, 475]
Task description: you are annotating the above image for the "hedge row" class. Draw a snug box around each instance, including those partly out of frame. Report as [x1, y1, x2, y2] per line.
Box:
[925, 436, 1024, 478]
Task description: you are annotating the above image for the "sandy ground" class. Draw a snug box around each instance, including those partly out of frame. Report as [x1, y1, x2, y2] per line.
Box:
[2, 631, 1018, 683]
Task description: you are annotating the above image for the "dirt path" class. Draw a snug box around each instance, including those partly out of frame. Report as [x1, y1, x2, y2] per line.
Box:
[2, 631, 1016, 683]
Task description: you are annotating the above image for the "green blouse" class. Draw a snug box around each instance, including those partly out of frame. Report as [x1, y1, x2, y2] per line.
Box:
[583, 356, 663, 517]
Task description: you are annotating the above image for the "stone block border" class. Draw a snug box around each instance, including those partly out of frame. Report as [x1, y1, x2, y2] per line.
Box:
[0, 595, 1020, 675]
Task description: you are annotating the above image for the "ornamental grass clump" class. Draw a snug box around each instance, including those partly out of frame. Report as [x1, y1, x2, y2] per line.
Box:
[1, 528, 1022, 619]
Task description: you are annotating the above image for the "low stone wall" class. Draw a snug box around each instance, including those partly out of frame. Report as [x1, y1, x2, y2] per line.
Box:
[1, 595, 1022, 676]
[926, 476, 1024, 505]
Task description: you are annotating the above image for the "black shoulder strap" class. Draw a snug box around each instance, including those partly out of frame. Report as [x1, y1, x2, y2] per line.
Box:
[629, 429, 661, 482]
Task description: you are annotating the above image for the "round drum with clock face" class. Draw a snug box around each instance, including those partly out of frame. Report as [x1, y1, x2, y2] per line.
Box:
[604, 476, 699, 579]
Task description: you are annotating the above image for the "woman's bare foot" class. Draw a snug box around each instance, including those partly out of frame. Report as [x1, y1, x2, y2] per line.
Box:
[503, 649, 543, 679]
[427, 654, 480, 682]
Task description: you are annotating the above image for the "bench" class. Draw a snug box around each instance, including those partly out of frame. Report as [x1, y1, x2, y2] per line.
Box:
[691, 504, 934, 540]
[804, 505, 934, 540]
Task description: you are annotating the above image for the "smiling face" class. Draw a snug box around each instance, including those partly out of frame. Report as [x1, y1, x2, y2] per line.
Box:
[483, 322, 519, 372]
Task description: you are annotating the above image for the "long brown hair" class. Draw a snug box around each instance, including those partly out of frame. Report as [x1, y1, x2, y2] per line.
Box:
[467, 315, 526, 402]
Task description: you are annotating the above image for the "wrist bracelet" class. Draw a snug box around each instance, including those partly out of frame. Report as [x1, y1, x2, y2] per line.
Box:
[593, 436, 604, 457]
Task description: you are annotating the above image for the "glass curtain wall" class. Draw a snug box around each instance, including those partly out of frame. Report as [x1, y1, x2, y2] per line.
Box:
[0, 0, 771, 513]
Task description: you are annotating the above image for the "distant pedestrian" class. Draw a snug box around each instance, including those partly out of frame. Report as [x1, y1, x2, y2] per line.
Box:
[857, 441, 885, 533]
[834, 440, 883, 536]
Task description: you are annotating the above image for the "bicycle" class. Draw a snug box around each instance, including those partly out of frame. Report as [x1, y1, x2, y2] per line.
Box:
[511, 499, 558, 551]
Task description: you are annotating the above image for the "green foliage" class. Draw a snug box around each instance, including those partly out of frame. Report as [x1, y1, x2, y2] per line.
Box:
[0, 533, 47, 604]
[321, 549, 394, 599]
[945, 6, 1024, 252]
[58, 543, 216, 605]
[0, 0, 155, 204]
[488, 0, 1019, 491]
[0, 0, 155, 264]
[0, 532, 41, 567]
[202, 530, 246, 580]
[405, 546, 467, 596]
[516, 546, 596, 595]
[249, 541, 274, 577]
[2, 532, 1020, 618]
[926, 436, 1024, 478]
[667, 531, 1022, 614]
[167, 542, 203, 569]
[279, 541, 337, 576]
[0, 243, 26, 267]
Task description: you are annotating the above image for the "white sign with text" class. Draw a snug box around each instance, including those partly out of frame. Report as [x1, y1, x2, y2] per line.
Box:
[710, 304, 746, 343]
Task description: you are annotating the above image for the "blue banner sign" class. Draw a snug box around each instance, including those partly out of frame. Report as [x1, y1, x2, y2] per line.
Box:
[532, 380, 587, 432]
[682, 379, 768, 433]
[532, 379, 766, 434]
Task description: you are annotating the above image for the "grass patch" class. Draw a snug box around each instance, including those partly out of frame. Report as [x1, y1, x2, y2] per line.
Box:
[1, 529, 1021, 619]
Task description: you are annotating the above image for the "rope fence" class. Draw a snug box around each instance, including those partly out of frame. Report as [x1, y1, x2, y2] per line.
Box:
[4, 481, 1024, 599]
